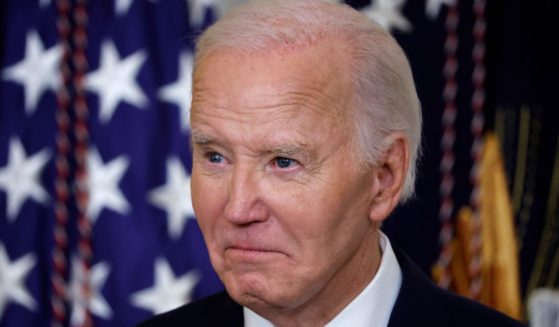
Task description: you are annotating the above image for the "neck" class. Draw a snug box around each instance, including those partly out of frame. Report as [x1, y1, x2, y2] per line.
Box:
[258, 230, 381, 327]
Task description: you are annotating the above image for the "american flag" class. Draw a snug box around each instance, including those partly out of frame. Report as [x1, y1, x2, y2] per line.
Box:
[2, 0, 550, 325]
[0, 0, 228, 325]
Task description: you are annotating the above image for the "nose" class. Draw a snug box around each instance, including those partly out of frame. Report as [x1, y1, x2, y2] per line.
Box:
[224, 165, 268, 225]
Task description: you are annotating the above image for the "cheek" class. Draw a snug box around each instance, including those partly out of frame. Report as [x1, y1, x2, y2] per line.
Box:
[191, 172, 226, 240]
[191, 172, 231, 277]
[263, 183, 341, 260]
[271, 176, 370, 261]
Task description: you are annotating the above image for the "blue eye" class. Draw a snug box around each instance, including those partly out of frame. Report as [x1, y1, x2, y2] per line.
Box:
[275, 157, 294, 169]
[208, 153, 223, 163]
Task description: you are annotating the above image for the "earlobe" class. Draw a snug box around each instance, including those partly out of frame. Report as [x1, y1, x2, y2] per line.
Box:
[368, 134, 409, 222]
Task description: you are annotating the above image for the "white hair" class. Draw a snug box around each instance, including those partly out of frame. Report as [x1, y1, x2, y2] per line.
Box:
[193, 0, 422, 202]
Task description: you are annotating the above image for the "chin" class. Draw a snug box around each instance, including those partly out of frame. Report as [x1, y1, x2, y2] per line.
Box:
[225, 271, 311, 313]
[224, 271, 284, 307]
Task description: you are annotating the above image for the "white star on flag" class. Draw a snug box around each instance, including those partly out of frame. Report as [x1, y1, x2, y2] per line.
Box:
[86, 40, 148, 124]
[131, 258, 200, 314]
[187, 0, 216, 26]
[87, 148, 131, 223]
[39, 0, 51, 8]
[426, 0, 456, 20]
[186, 0, 246, 26]
[148, 157, 195, 239]
[0, 138, 50, 221]
[1, 30, 61, 115]
[158, 52, 194, 132]
[115, 0, 134, 16]
[68, 258, 112, 326]
[115, 0, 160, 16]
[361, 0, 412, 33]
[0, 243, 37, 319]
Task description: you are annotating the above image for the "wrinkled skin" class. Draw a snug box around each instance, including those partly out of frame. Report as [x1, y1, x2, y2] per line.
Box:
[190, 40, 408, 326]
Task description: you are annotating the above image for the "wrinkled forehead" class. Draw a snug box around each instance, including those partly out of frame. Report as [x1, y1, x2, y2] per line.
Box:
[189, 43, 356, 152]
[191, 39, 353, 117]
[194, 36, 349, 77]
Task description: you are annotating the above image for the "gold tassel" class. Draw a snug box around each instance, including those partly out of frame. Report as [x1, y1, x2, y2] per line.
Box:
[440, 133, 523, 319]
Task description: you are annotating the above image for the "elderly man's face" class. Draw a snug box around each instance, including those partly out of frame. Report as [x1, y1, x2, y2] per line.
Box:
[190, 42, 378, 313]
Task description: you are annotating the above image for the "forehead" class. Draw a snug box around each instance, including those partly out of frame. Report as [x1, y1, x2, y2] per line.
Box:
[191, 40, 352, 126]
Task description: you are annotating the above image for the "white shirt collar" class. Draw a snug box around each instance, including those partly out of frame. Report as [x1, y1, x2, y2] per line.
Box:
[243, 232, 402, 327]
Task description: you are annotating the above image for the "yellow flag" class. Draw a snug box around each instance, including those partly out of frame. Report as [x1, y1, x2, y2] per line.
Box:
[437, 133, 522, 319]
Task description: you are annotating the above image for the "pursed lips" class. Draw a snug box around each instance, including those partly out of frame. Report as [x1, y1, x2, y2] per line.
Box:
[227, 244, 279, 253]
[224, 242, 287, 261]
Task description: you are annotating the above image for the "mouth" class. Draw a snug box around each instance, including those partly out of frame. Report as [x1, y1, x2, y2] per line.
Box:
[225, 245, 285, 261]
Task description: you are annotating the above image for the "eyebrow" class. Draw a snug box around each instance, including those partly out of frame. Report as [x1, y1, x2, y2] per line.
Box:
[189, 130, 216, 154]
[267, 143, 315, 162]
[268, 144, 306, 155]
[190, 129, 315, 161]
[190, 130, 214, 145]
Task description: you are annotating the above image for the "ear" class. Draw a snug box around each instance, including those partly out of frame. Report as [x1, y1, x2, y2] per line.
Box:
[368, 133, 409, 223]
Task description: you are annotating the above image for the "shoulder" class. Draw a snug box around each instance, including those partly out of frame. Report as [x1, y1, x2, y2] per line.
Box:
[443, 290, 526, 327]
[389, 246, 526, 327]
[136, 291, 243, 327]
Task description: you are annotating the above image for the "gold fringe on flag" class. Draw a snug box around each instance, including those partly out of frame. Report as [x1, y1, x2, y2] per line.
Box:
[434, 132, 523, 320]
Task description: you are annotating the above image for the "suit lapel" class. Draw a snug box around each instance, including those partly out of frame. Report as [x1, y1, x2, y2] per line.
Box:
[216, 291, 244, 326]
[387, 247, 449, 327]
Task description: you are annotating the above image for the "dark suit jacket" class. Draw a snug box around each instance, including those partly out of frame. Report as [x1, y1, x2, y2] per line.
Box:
[138, 247, 526, 326]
